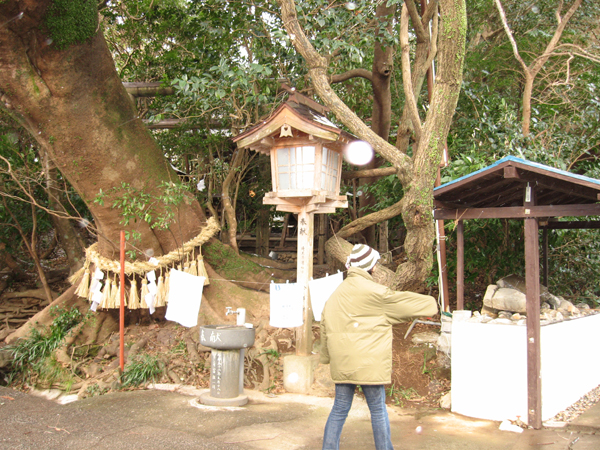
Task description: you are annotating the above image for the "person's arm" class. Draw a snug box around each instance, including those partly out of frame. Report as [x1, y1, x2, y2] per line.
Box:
[319, 315, 330, 364]
[382, 288, 438, 324]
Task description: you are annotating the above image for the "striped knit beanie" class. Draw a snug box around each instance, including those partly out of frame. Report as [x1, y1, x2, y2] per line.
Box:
[345, 244, 380, 272]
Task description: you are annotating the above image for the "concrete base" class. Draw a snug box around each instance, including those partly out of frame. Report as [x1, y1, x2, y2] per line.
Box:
[199, 391, 248, 406]
[452, 313, 600, 423]
[283, 354, 319, 394]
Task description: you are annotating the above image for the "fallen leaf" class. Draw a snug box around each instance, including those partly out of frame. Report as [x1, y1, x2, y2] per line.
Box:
[47, 425, 70, 434]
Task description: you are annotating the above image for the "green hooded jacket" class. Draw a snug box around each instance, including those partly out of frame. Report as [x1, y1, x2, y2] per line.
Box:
[319, 267, 438, 385]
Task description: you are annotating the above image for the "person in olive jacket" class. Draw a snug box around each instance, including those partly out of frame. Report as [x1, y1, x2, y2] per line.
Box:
[320, 244, 438, 450]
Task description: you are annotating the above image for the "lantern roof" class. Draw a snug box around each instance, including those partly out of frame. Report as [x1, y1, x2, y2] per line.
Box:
[233, 92, 354, 154]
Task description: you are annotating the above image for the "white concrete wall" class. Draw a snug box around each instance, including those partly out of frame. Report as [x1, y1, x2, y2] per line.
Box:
[540, 315, 600, 416]
[451, 313, 600, 423]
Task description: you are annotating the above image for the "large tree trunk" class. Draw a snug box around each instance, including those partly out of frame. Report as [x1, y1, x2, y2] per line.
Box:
[0, 1, 206, 261]
[521, 72, 534, 137]
[255, 207, 270, 257]
[359, 3, 396, 248]
[221, 148, 246, 253]
[393, 0, 465, 289]
[371, 3, 395, 141]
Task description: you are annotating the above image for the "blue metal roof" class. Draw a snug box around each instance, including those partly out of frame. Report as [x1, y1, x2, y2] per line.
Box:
[434, 155, 600, 192]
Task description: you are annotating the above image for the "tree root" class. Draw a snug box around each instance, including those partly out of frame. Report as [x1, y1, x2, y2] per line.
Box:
[54, 319, 90, 368]
[184, 330, 201, 364]
[3, 288, 59, 301]
[76, 380, 92, 399]
[246, 322, 281, 392]
[0, 327, 12, 342]
[5, 284, 81, 344]
[124, 336, 148, 367]
[82, 312, 111, 345]
[167, 370, 180, 384]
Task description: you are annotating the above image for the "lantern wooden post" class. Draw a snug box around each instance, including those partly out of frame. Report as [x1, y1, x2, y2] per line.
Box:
[295, 206, 314, 356]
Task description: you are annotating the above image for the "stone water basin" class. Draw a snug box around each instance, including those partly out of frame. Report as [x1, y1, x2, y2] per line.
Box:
[199, 325, 255, 350]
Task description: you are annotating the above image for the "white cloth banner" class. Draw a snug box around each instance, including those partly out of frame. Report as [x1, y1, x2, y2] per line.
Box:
[308, 272, 343, 321]
[165, 269, 205, 328]
[269, 282, 303, 328]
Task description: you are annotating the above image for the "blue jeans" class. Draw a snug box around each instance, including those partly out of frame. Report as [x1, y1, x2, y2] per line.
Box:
[322, 384, 393, 450]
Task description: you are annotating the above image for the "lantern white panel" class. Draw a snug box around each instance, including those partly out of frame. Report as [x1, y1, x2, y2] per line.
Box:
[276, 146, 317, 191]
[277, 148, 292, 190]
[298, 146, 315, 189]
[321, 147, 340, 192]
[279, 173, 290, 189]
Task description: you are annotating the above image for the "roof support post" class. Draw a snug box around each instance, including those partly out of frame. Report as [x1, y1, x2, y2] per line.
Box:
[524, 184, 542, 429]
[456, 220, 464, 310]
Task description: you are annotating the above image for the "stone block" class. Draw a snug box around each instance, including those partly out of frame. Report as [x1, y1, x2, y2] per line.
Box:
[482, 284, 497, 308]
[490, 287, 527, 313]
[283, 354, 320, 394]
[437, 333, 451, 356]
[481, 305, 499, 318]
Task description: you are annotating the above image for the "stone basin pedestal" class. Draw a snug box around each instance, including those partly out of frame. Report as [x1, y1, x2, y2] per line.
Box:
[198, 325, 255, 407]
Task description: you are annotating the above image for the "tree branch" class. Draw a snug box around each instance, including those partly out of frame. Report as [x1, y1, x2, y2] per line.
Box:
[0, 156, 80, 222]
[422, 2, 439, 82]
[529, 0, 582, 76]
[123, 82, 175, 97]
[405, 0, 427, 39]
[342, 166, 397, 180]
[335, 199, 404, 240]
[331, 68, 373, 84]
[400, 3, 422, 143]
[493, 0, 529, 73]
[553, 43, 600, 64]
[422, 0, 438, 24]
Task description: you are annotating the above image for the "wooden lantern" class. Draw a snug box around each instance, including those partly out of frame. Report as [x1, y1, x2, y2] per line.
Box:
[233, 93, 350, 214]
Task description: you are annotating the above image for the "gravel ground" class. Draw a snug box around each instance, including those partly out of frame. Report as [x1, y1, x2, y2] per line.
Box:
[550, 384, 600, 422]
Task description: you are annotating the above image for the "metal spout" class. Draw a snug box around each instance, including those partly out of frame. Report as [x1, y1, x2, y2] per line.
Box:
[225, 307, 246, 326]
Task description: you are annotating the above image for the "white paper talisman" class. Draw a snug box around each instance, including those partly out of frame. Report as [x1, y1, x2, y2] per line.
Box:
[308, 272, 343, 321]
[165, 269, 205, 328]
[269, 282, 303, 328]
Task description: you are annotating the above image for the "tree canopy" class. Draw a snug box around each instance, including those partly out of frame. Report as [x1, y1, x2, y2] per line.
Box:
[1, 0, 599, 305]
